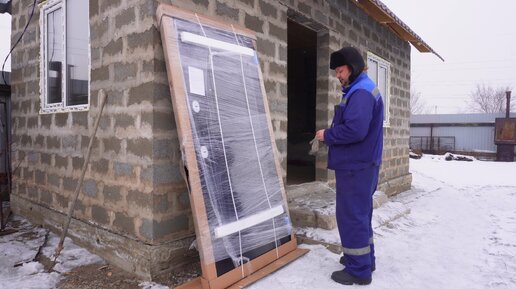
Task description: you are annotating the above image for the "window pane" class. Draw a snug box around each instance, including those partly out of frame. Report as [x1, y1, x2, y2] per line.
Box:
[66, 0, 89, 106]
[379, 65, 388, 120]
[378, 66, 387, 97]
[367, 59, 378, 83]
[46, 7, 64, 104]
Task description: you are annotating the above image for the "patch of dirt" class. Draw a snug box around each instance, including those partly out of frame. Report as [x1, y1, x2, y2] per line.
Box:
[57, 262, 201, 289]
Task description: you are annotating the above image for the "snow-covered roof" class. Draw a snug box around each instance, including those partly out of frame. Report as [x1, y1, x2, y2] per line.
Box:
[411, 113, 516, 124]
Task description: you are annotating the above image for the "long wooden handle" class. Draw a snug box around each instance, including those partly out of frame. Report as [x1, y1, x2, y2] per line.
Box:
[53, 90, 108, 261]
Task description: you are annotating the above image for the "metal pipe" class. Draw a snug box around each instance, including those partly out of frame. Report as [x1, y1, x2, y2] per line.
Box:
[506, 91, 511, 118]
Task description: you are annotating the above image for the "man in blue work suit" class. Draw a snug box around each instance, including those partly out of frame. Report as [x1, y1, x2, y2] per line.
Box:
[315, 47, 384, 285]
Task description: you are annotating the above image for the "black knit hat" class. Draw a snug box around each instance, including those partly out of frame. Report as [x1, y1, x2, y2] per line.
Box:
[330, 47, 365, 83]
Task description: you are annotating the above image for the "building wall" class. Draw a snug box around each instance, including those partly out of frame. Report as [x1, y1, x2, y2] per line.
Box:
[10, 0, 193, 278]
[10, 0, 412, 278]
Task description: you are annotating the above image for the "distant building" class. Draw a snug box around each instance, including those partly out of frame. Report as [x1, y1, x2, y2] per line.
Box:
[410, 113, 516, 159]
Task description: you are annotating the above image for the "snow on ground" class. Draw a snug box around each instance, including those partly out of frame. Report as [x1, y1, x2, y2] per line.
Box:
[0, 217, 103, 289]
[249, 155, 516, 289]
[1, 155, 515, 289]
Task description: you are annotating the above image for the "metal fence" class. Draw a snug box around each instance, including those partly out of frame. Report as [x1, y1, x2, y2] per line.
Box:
[410, 136, 455, 153]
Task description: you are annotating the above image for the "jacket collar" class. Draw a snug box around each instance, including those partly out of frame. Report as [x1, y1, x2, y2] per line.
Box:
[342, 72, 367, 95]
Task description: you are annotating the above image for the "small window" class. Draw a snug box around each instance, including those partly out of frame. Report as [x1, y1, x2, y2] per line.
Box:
[40, 0, 90, 113]
[367, 52, 390, 127]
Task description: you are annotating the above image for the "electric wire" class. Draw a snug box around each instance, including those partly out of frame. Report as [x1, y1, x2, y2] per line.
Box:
[2, 0, 37, 86]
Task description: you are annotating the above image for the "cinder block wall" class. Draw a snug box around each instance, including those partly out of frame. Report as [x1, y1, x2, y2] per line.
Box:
[10, 0, 194, 278]
[284, 0, 412, 195]
[9, 0, 411, 279]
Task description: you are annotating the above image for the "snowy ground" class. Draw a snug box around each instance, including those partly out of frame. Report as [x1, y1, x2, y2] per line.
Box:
[1, 155, 515, 289]
[248, 155, 516, 289]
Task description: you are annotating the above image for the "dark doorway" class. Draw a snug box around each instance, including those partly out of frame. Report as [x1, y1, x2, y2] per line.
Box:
[287, 20, 317, 185]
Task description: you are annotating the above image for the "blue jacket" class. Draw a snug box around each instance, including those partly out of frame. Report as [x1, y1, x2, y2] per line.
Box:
[324, 73, 384, 170]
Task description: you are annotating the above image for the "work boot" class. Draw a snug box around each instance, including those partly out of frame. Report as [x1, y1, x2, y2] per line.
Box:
[331, 270, 372, 285]
[339, 256, 376, 272]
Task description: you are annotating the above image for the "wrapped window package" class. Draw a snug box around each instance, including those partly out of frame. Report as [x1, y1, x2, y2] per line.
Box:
[157, 4, 308, 289]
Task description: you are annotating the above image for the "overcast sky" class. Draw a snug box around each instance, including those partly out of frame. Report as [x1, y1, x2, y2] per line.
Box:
[0, 13, 10, 72]
[2, 1, 516, 113]
[381, 0, 516, 114]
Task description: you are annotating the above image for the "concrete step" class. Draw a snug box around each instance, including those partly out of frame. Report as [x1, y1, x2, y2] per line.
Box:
[287, 183, 390, 230]
[295, 201, 411, 254]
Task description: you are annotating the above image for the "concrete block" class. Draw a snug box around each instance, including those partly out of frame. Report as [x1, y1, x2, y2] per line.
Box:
[137, 1, 157, 21]
[72, 157, 85, 170]
[63, 177, 77, 192]
[142, 59, 166, 74]
[35, 170, 45, 184]
[114, 162, 134, 177]
[176, 191, 190, 210]
[113, 212, 135, 235]
[127, 189, 151, 209]
[127, 27, 159, 51]
[91, 66, 110, 82]
[40, 189, 52, 205]
[244, 13, 264, 33]
[73, 112, 88, 127]
[20, 135, 31, 146]
[102, 138, 122, 154]
[127, 138, 152, 158]
[62, 135, 78, 150]
[26, 116, 37, 128]
[216, 1, 239, 22]
[100, 0, 121, 12]
[128, 82, 154, 105]
[103, 185, 122, 203]
[269, 22, 286, 41]
[115, 8, 135, 29]
[259, 0, 277, 18]
[90, 0, 99, 17]
[238, 0, 254, 7]
[151, 112, 176, 132]
[90, 20, 109, 41]
[40, 153, 51, 166]
[55, 113, 68, 127]
[152, 139, 177, 160]
[114, 62, 137, 82]
[82, 179, 98, 198]
[114, 113, 135, 129]
[298, 2, 311, 15]
[55, 193, 68, 209]
[139, 214, 190, 241]
[141, 164, 182, 186]
[92, 205, 110, 225]
[47, 174, 61, 188]
[103, 37, 123, 57]
[191, 0, 209, 8]
[256, 36, 276, 57]
[93, 158, 109, 175]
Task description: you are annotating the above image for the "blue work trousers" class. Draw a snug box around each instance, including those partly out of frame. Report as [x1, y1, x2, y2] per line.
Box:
[335, 165, 379, 279]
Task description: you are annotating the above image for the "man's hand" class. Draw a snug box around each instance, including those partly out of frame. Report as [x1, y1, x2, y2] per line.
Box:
[315, 129, 325, 141]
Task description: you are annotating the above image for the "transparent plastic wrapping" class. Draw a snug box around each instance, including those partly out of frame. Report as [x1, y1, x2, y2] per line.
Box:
[159, 8, 293, 276]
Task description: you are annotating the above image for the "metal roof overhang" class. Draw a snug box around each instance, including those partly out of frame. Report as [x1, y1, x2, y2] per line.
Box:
[353, 0, 444, 61]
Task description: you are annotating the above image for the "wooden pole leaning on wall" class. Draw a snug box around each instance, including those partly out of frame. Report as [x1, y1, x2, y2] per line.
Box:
[50, 90, 108, 271]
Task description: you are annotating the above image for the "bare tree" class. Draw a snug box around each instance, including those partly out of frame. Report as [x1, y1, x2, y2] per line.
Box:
[468, 84, 514, 113]
[410, 89, 427, 114]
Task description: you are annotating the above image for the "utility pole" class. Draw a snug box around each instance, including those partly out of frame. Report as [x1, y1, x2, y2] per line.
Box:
[506, 91, 511, 118]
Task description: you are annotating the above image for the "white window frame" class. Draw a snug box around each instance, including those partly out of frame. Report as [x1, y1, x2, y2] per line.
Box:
[40, 0, 90, 114]
[367, 52, 391, 127]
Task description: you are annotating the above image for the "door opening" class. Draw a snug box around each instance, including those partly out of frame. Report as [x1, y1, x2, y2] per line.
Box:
[287, 20, 317, 185]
